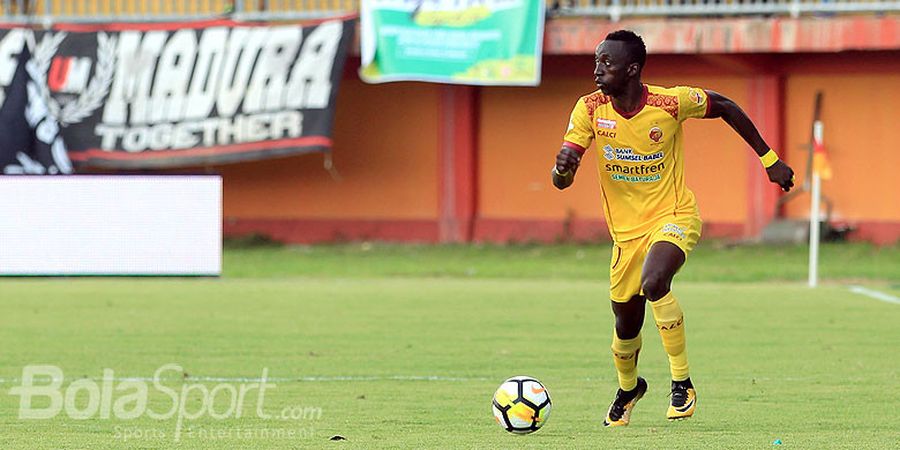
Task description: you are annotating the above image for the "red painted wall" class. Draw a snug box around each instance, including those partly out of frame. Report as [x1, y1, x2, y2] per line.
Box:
[222, 77, 443, 242]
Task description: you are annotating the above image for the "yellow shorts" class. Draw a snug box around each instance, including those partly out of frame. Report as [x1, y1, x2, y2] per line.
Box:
[609, 215, 702, 302]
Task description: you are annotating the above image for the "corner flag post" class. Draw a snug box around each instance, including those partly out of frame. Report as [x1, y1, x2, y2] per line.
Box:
[808, 122, 822, 288]
[808, 90, 831, 288]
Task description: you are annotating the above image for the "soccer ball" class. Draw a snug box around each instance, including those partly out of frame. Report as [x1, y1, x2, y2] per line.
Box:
[491, 376, 552, 434]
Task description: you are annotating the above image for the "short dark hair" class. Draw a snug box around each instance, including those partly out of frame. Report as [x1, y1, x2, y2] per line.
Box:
[605, 30, 646, 69]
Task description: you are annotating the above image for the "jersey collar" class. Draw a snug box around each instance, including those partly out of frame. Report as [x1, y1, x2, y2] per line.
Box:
[612, 84, 648, 120]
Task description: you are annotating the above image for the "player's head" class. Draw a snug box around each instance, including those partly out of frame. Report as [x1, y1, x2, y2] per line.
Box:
[594, 30, 646, 96]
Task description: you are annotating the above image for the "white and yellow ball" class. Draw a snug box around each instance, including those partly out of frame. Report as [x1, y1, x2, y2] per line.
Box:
[491, 376, 552, 434]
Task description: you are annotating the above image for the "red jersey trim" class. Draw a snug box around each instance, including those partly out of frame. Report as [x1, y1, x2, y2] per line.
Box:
[562, 141, 586, 155]
[646, 91, 679, 120]
[703, 89, 713, 118]
[613, 84, 649, 120]
[583, 92, 612, 117]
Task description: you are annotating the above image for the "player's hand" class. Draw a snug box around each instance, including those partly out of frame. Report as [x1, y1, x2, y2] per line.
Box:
[767, 160, 795, 192]
[552, 146, 581, 190]
[555, 147, 582, 175]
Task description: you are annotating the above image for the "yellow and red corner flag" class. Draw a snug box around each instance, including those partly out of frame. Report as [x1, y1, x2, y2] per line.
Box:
[812, 120, 832, 180]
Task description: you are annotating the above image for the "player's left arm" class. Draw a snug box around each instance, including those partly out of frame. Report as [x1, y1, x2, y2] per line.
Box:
[704, 90, 795, 192]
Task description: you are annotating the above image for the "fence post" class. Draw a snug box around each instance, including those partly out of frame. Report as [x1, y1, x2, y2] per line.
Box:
[610, 0, 622, 22]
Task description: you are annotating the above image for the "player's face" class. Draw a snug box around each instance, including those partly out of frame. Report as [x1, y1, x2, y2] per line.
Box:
[594, 40, 633, 97]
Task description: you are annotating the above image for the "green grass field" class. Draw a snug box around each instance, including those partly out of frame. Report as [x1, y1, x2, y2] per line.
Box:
[1, 243, 898, 449]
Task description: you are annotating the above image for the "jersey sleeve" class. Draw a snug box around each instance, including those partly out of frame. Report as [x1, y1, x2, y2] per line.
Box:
[562, 98, 594, 150]
[676, 86, 710, 122]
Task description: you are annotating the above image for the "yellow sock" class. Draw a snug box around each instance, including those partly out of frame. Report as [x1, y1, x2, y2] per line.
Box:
[650, 292, 690, 381]
[611, 332, 642, 391]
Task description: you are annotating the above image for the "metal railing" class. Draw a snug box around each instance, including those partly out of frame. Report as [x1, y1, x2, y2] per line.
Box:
[0, 0, 360, 22]
[0, 0, 897, 22]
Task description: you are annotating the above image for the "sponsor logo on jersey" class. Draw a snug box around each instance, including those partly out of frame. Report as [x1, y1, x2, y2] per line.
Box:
[689, 89, 704, 105]
[597, 130, 616, 138]
[611, 173, 662, 183]
[606, 161, 665, 183]
[603, 145, 615, 161]
[649, 126, 663, 143]
[596, 118, 617, 129]
[603, 144, 664, 162]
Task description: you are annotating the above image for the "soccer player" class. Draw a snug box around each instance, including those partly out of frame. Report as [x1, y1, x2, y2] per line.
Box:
[552, 30, 795, 426]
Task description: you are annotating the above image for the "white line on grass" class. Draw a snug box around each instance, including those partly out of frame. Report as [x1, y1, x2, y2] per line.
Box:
[848, 285, 900, 305]
[3, 374, 836, 385]
[0, 375, 492, 385]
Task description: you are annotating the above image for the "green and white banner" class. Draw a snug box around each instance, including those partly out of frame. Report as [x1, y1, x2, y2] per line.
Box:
[360, 0, 545, 86]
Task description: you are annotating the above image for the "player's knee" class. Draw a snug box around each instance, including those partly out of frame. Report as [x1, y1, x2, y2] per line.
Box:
[612, 295, 644, 339]
[615, 317, 641, 340]
[642, 275, 671, 302]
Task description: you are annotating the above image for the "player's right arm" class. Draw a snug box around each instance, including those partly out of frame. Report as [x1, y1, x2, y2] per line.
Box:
[702, 90, 795, 192]
[553, 99, 593, 190]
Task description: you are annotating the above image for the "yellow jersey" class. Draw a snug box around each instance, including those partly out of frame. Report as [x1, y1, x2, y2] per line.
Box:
[563, 84, 710, 242]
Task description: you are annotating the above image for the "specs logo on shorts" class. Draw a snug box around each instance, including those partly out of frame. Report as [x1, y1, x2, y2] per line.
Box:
[661, 223, 686, 240]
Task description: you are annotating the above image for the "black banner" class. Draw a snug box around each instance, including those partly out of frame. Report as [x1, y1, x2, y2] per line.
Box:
[0, 17, 355, 170]
[0, 31, 72, 174]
